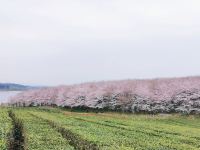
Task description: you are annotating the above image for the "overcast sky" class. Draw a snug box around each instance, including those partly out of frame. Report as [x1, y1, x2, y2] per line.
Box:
[0, 0, 200, 86]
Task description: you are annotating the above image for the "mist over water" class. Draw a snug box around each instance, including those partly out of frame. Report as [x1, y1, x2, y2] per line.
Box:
[0, 91, 21, 103]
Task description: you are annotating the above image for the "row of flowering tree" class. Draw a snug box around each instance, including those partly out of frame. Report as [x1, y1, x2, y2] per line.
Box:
[9, 76, 200, 108]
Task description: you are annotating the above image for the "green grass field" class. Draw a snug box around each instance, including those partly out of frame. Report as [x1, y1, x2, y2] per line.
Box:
[0, 107, 200, 150]
[0, 109, 12, 150]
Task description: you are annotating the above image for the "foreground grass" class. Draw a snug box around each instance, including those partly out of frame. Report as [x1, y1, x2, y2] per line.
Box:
[13, 109, 74, 150]
[1, 107, 200, 150]
[28, 107, 200, 150]
[0, 108, 12, 150]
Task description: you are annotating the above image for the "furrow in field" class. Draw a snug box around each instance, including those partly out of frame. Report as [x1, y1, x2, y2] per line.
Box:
[13, 109, 74, 150]
[29, 109, 200, 150]
[29, 112, 99, 150]
[63, 110, 200, 142]
[72, 117, 200, 148]
[8, 110, 26, 150]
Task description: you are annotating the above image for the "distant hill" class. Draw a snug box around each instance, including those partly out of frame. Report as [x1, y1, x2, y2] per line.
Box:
[0, 83, 33, 91]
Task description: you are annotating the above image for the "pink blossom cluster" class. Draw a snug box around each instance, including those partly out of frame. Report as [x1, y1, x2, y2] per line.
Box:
[9, 76, 200, 106]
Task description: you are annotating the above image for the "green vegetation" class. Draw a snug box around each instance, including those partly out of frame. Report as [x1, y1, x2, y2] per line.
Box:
[0, 107, 200, 150]
[8, 110, 26, 150]
[13, 109, 74, 150]
[0, 108, 12, 150]
[29, 108, 200, 150]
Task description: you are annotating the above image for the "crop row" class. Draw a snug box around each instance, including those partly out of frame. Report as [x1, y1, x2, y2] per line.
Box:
[29, 108, 200, 150]
[13, 109, 74, 150]
[0, 109, 12, 150]
[29, 113, 99, 150]
[0, 107, 200, 150]
[8, 110, 26, 150]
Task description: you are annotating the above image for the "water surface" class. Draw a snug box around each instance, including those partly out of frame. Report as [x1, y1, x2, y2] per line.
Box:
[0, 91, 21, 103]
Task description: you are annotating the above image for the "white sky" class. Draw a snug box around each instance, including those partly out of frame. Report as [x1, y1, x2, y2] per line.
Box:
[0, 0, 200, 86]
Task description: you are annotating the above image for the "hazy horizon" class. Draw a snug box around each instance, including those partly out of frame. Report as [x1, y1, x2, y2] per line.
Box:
[1, 0, 200, 86]
[1, 75, 200, 87]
